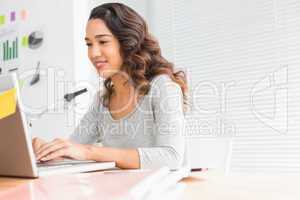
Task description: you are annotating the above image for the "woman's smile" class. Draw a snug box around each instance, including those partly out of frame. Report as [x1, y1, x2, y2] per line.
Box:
[94, 60, 108, 70]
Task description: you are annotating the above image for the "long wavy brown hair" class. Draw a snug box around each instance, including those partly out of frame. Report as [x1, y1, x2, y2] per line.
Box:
[89, 3, 188, 112]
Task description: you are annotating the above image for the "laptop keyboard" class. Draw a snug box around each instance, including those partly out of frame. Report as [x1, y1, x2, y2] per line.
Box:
[37, 159, 96, 168]
[38, 164, 74, 169]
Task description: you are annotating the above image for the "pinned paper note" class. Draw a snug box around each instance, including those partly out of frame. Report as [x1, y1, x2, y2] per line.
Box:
[10, 11, 16, 22]
[0, 88, 16, 119]
[0, 15, 5, 25]
[20, 9, 27, 21]
[22, 36, 29, 47]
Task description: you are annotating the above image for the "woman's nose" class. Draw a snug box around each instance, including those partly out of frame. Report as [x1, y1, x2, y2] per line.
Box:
[90, 45, 102, 58]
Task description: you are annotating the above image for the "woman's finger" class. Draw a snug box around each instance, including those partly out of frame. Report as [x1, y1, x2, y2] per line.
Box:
[32, 137, 46, 154]
[37, 141, 67, 160]
[35, 142, 57, 157]
[36, 140, 68, 160]
[36, 138, 65, 155]
[41, 148, 68, 161]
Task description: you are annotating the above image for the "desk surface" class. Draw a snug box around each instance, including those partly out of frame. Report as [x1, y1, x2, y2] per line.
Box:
[183, 171, 300, 200]
[1, 170, 300, 200]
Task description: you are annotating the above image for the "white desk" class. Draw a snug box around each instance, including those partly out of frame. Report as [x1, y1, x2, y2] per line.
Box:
[183, 170, 300, 200]
[0, 170, 299, 199]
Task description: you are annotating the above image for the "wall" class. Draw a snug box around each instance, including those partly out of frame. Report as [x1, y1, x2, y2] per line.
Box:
[0, 0, 81, 140]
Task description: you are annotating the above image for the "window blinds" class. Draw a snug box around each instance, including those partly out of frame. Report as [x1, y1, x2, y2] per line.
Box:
[150, 0, 300, 173]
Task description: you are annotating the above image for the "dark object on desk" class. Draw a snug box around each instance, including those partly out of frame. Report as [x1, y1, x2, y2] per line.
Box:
[191, 168, 208, 172]
[64, 88, 88, 102]
[30, 61, 40, 86]
[8, 67, 18, 72]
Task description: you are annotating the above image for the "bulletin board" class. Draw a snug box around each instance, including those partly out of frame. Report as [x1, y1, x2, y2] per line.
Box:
[0, 0, 77, 140]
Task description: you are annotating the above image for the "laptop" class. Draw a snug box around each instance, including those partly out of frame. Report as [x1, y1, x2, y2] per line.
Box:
[0, 73, 115, 178]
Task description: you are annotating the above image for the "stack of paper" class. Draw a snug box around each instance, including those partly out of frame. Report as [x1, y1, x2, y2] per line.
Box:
[0, 167, 189, 200]
[129, 166, 189, 200]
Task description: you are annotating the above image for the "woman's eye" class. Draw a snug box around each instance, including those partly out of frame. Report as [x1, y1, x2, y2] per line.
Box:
[86, 43, 92, 47]
[99, 41, 108, 44]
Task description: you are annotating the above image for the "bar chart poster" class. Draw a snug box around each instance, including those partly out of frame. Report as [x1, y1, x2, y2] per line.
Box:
[1, 37, 18, 62]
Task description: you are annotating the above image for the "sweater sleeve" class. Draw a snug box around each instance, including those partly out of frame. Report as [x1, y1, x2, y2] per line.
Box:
[69, 92, 102, 144]
[137, 75, 186, 170]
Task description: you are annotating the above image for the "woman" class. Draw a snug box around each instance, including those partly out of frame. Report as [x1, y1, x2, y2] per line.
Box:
[32, 3, 188, 170]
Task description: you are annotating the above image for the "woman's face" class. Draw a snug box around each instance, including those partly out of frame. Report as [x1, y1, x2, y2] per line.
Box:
[85, 19, 123, 79]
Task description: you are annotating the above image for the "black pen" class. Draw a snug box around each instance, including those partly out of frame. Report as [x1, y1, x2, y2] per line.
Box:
[64, 88, 88, 102]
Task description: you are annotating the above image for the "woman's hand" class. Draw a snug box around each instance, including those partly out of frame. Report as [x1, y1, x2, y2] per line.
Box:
[32, 137, 47, 156]
[35, 138, 92, 162]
